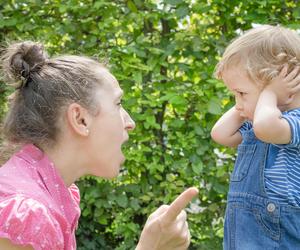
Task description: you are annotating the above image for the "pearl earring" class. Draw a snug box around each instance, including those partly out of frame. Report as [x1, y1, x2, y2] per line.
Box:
[86, 128, 89, 135]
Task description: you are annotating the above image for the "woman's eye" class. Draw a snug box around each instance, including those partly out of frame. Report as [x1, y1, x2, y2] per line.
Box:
[238, 91, 245, 96]
[117, 100, 122, 106]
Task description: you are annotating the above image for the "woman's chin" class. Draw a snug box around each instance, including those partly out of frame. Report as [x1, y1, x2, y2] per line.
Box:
[111, 157, 125, 178]
[100, 169, 120, 179]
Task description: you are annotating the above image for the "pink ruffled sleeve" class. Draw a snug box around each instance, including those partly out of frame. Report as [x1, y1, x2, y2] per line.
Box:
[69, 184, 80, 206]
[0, 195, 64, 250]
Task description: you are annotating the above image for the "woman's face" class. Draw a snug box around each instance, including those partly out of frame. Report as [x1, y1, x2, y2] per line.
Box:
[86, 68, 135, 178]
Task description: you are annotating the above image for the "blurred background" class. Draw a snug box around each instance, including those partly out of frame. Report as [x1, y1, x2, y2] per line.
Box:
[0, 0, 300, 249]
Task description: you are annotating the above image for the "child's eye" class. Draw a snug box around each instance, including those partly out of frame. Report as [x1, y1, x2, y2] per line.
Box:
[117, 100, 122, 106]
[238, 91, 245, 96]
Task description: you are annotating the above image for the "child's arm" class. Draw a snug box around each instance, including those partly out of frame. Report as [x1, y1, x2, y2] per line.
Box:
[253, 66, 300, 144]
[211, 106, 245, 147]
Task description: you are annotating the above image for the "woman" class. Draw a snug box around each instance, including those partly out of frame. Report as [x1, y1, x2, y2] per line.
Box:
[0, 41, 198, 250]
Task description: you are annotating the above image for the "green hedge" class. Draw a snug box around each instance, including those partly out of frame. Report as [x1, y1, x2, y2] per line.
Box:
[1, 1, 300, 249]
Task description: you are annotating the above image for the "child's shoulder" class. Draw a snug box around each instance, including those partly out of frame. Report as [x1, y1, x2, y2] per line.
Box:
[285, 107, 300, 117]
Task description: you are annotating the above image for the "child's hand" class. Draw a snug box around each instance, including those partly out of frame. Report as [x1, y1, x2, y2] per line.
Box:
[264, 65, 300, 106]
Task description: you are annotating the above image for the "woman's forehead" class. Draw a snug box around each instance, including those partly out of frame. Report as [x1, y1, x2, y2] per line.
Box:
[95, 68, 123, 95]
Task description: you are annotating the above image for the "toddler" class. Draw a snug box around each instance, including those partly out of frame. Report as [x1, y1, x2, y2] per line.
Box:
[211, 25, 300, 249]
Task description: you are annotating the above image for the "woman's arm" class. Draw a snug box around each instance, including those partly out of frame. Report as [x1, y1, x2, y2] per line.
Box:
[0, 238, 33, 250]
[211, 106, 244, 147]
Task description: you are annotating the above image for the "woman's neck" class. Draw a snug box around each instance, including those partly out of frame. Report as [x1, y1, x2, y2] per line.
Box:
[43, 142, 88, 187]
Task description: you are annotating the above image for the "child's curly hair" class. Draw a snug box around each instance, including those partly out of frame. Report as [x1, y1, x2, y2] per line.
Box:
[215, 25, 300, 85]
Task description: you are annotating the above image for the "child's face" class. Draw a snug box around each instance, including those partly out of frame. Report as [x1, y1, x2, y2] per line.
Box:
[222, 67, 262, 120]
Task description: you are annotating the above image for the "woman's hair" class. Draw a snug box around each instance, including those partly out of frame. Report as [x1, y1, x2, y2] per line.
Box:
[214, 25, 300, 84]
[0, 41, 107, 148]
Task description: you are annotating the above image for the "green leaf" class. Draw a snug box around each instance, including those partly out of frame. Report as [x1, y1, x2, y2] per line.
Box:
[192, 161, 204, 175]
[127, 0, 138, 12]
[97, 216, 108, 225]
[208, 98, 222, 115]
[164, 0, 183, 5]
[94, 1, 108, 9]
[132, 71, 143, 84]
[116, 194, 128, 208]
[175, 5, 189, 18]
[130, 199, 140, 211]
[293, 7, 300, 19]
[169, 95, 187, 106]
[59, 5, 67, 13]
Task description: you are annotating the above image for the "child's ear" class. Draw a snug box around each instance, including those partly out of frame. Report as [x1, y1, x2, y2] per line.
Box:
[66, 103, 92, 136]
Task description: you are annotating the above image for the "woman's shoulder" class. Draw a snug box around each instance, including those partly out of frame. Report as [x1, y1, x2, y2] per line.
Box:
[0, 159, 46, 202]
[0, 195, 64, 249]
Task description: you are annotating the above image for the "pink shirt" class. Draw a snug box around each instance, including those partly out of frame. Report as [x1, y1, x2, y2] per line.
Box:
[0, 144, 81, 250]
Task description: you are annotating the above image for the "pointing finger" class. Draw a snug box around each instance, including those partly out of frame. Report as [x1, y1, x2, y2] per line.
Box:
[162, 187, 198, 224]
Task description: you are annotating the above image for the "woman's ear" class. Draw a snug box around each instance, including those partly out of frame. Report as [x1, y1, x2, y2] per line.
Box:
[66, 103, 92, 136]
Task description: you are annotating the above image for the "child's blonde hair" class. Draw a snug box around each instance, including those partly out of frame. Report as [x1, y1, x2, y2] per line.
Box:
[215, 25, 300, 84]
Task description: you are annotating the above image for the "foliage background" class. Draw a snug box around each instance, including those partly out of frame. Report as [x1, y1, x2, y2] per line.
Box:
[0, 0, 300, 249]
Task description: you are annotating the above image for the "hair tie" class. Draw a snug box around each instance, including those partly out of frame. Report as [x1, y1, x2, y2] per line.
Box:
[15, 75, 32, 90]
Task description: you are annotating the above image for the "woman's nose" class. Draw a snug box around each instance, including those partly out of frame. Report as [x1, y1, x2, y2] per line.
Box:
[124, 110, 135, 131]
[127, 117, 135, 131]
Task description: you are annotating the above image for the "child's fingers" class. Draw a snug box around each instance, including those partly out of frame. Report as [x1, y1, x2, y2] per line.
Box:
[285, 66, 300, 81]
[288, 73, 300, 88]
[284, 95, 294, 105]
[279, 64, 289, 77]
[291, 84, 300, 95]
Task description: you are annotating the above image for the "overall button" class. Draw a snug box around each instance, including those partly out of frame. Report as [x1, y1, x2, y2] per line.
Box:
[267, 203, 276, 212]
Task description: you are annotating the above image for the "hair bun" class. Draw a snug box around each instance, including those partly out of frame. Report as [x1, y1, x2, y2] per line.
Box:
[1, 41, 48, 89]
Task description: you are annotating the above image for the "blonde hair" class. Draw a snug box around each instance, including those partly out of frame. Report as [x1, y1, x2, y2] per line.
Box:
[215, 25, 300, 84]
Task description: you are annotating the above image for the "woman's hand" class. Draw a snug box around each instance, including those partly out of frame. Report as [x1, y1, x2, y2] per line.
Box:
[136, 187, 198, 250]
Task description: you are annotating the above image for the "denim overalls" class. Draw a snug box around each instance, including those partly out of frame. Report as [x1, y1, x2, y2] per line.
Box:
[224, 128, 300, 249]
